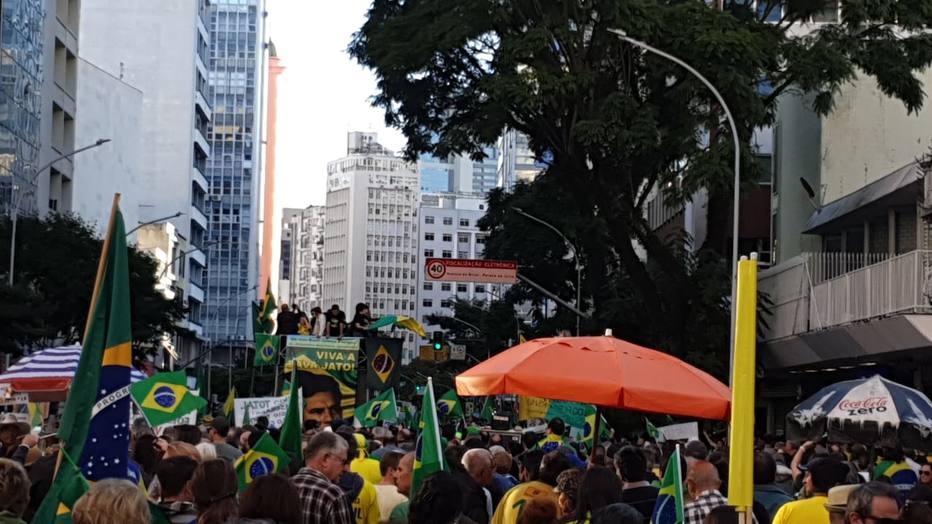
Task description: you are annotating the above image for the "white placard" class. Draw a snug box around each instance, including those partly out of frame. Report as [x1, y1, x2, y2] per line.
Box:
[658, 422, 699, 442]
[234, 396, 288, 428]
[155, 411, 198, 435]
[0, 393, 29, 406]
[449, 344, 466, 361]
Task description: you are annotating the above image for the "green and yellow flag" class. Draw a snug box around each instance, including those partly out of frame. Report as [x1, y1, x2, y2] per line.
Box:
[581, 411, 611, 449]
[257, 278, 277, 333]
[130, 371, 206, 427]
[27, 402, 44, 429]
[223, 386, 236, 417]
[651, 445, 685, 524]
[281, 380, 291, 397]
[278, 371, 302, 459]
[32, 197, 128, 523]
[354, 388, 398, 428]
[235, 432, 290, 490]
[254, 334, 280, 367]
[436, 389, 463, 419]
[479, 397, 494, 422]
[412, 378, 444, 497]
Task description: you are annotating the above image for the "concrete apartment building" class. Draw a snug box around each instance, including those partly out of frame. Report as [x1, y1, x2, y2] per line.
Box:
[755, 70, 932, 431]
[280, 205, 325, 314]
[78, 0, 215, 362]
[322, 132, 420, 352]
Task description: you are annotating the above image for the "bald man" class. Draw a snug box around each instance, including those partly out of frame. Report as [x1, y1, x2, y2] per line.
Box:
[684, 460, 727, 524]
[463, 448, 495, 521]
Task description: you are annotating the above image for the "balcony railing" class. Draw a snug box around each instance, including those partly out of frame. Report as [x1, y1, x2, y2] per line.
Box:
[759, 250, 932, 341]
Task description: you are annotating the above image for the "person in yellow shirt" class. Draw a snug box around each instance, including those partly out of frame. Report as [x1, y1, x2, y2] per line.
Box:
[772, 457, 850, 524]
[337, 430, 381, 524]
[349, 433, 383, 485]
[492, 449, 571, 524]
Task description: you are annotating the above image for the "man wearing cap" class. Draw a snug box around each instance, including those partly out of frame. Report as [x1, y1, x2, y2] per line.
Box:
[349, 433, 382, 485]
[206, 416, 241, 463]
[0, 415, 35, 465]
[824, 484, 858, 524]
[772, 457, 850, 524]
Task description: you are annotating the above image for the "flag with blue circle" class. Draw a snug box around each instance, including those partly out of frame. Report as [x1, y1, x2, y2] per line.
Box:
[254, 334, 280, 367]
[130, 371, 206, 427]
[436, 389, 463, 419]
[235, 432, 290, 490]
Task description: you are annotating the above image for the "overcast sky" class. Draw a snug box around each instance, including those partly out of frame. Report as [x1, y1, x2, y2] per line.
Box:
[267, 0, 406, 211]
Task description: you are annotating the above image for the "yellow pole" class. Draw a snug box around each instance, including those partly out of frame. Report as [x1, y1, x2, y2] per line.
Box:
[728, 253, 758, 512]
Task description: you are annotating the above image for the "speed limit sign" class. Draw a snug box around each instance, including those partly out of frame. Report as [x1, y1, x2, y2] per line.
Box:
[426, 259, 447, 279]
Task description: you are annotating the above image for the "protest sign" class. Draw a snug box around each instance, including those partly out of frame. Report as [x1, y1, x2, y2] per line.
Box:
[658, 422, 700, 442]
[234, 396, 288, 428]
[284, 336, 360, 422]
[517, 396, 595, 438]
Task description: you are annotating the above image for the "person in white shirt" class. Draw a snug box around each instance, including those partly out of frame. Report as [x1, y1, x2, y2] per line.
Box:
[373, 450, 411, 523]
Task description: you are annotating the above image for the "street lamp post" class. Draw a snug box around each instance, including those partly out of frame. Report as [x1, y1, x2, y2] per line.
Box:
[607, 28, 741, 385]
[7, 138, 112, 286]
[512, 207, 583, 336]
[125, 211, 185, 237]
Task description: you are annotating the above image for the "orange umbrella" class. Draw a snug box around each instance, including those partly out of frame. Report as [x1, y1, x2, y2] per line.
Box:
[455, 335, 731, 420]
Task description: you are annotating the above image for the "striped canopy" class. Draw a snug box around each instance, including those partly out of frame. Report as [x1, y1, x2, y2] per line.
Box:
[0, 345, 146, 397]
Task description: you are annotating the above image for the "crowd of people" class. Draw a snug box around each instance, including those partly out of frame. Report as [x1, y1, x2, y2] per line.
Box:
[274, 303, 374, 339]
[0, 411, 931, 523]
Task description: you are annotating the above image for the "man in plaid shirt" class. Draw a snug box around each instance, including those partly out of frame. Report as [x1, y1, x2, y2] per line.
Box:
[293, 431, 354, 524]
[684, 461, 728, 524]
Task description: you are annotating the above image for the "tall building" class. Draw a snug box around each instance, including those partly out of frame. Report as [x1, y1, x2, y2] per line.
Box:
[0, 0, 44, 217]
[497, 129, 544, 190]
[281, 205, 325, 313]
[278, 207, 300, 305]
[204, 0, 266, 343]
[323, 132, 419, 350]
[414, 193, 496, 361]
[78, 0, 214, 362]
[417, 147, 499, 195]
[258, 40, 283, 296]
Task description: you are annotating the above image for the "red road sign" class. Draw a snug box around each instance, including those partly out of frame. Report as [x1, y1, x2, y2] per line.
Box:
[425, 258, 518, 284]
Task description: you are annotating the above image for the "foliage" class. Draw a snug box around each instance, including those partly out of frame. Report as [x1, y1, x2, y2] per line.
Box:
[0, 214, 187, 360]
[351, 0, 932, 377]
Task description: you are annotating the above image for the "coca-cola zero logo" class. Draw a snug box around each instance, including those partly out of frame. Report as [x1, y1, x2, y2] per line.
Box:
[839, 396, 889, 416]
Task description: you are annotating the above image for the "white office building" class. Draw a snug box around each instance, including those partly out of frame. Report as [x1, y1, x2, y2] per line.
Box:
[77, 0, 215, 361]
[281, 205, 326, 313]
[498, 129, 544, 190]
[323, 132, 420, 351]
[414, 193, 501, 361]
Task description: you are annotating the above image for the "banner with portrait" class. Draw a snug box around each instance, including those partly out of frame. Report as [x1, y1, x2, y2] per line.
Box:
[284, 336, 360, 426]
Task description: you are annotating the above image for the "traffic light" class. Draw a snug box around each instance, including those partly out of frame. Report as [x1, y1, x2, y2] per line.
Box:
[432, 331, 444, 351]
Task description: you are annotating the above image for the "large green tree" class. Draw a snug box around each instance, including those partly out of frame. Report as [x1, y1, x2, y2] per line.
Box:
[352, 0, 932, 370]
[0, 214, 187, 359]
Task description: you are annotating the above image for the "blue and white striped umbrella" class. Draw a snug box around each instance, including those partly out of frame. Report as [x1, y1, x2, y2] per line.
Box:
[0, 345, 146, 395]
[787, 374, 932, 450]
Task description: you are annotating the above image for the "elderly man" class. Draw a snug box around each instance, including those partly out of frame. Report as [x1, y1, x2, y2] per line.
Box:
[293, 431, 354, 524]
[845, 482, 901, 524]
[463, 448, 496, 519]
[823, 484, 858, 524]
[684, 460, 727, 524]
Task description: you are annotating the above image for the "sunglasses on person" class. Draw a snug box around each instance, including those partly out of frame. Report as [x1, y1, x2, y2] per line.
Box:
[921, 469, 932, 477]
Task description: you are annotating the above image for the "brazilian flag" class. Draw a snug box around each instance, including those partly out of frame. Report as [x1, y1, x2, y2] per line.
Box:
[130, 371, 206, 427]
[651, 445, 685, 524]
[580, 411, 611, 449]
[354, 388, 398, 428]
[32, 198, 128, 523]
[254, 334, 280, 367]
[479, 397, 494, 423]
[257, 278, 277, 333]
[235, 432, 290, 490]
[436, 389, 463, 419]
[412, 378, 444, 497]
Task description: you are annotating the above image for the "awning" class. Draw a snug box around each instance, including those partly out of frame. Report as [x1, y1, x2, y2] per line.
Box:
[804, 162, 924, 234]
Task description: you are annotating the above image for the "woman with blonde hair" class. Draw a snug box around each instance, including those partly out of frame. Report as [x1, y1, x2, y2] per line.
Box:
[72, 479, 150, 524]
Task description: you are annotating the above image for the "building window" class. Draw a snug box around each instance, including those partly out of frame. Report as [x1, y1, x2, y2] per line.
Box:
[422, 299, 433, 307]
[476, 236, 487, 244]
[424, 249, 434, 257]
[475, 285, 485, 293]
[440, 300, 453, 308]
[459, 219, 469, 227]
[442, 217, 453, 225]
[442, 234, 452, 242]
[458, 233, 469, 243]
[457, 251, 469, 259]
[425, 233, 434, 241]
[442, 250, 452, 258]
[441, 283, 451, 291]
[457, 284, 468, 293]
[425, 215, 435, 224]
[423, 282, 433, 291]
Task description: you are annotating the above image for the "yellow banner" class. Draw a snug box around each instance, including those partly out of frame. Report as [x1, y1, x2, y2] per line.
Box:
[728, 255, 758, 510]
[517, 396, 551, 421]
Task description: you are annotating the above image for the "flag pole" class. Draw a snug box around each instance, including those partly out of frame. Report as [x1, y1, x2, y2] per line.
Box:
[273, 337, 281, 395]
